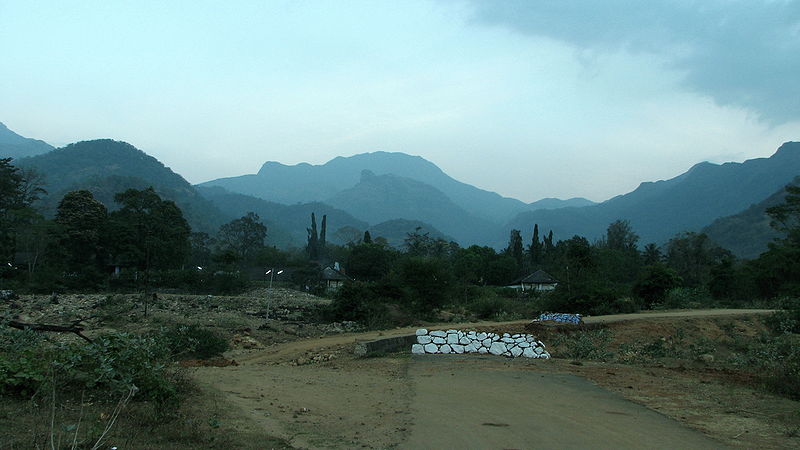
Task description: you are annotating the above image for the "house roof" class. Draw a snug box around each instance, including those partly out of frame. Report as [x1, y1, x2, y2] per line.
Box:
[516, 269, 558, 284]
[321, 266, 350, 281]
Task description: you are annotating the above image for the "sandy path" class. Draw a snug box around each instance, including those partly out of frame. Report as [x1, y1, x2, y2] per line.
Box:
[192, 309, 771, 448]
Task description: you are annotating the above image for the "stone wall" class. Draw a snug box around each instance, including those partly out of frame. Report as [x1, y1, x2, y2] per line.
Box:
[411, 329, 550, 359]
[538, 313, 582, 324]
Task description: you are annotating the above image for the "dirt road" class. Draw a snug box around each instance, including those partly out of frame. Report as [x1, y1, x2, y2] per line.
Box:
[191, 309, 774, 448]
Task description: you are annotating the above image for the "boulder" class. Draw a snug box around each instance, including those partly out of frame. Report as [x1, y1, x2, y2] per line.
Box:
[432, 337, 446, 344]
[535, 347, 544, 355]
[501, 337, 515, 344]
[465, 343, 478, 353]
[412, 344, 425, 355]
[451, 344, 465, 354]
[478, 347, 489, 354]
[440, 344, 452, 354]
[522, 347, 536, 358]
[446, 333, 460, 344]
[489, 342, 507, 356]
[416, 329, 428, 336]
[430, 330, 447, 338]
[417, 335, 432, 344]
[510, 346, 523, 357]
[459, 336, 471, 345]
[424, 343, 439, 354]
[476, 332, 487, 340]
[482, 338, 492, 348]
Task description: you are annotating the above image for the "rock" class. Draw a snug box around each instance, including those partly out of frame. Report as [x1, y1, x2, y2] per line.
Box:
[503, 333, 511, 338]
[465, 343, 478, 353]
[411, 344, 425, 355]
[446, 333, 460, 344]
[476, 332, 487, 340]
[539, 352, 551, 359]
[451, 344, 465, 354]
[478, 347, 488, 354]
[417, 335, 432, 344]
[459, 337, 471, 345]
[514, 337, 526, 344]
[501, 337, 515, 344]
[489, 342, 507, 356]
[512, 334, 521, 338]
[430, 330, 447, 338]
[519, 342, 530, 348]
[510, 346, 523, 357]
[535, 347, 544, 355]
[482, 338, 492, 348]
[522, 347, 536, 358]
[440, 344, 452, 354]
[432, 337, 446, 344]
[416, 329, 428, 336]
[424, 343, 439, 354]
[446, 329, 458, 335]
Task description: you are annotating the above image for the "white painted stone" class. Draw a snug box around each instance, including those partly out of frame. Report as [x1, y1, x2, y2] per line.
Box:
[430, 330, 446, 338]
[514, 337, 526, 344]
[412, 344, 425, 354]
[432, 337, 446, 344]
[512, 334, 521, 339]
[417, 335, 432, 344]
[416, 328, 428, 336]
[459, 336, 471, 345]
[489, 342, 507, 356]
[535, 347, 544, 354]
[539, 352, 550, 359]
[503, 333, 511, 338]
[503, 351, 512, 357]
[502, 337, 515, 344]
[424, 343, 439, 354]
[446, 329, 458, 335]
[452, 344, 465, 354]
[478, 347, 488, 354]
[519, 342, 530, 348]
[492, 334, 501, 341]
[465, 343, 478, 353]
[467, 331, 477, 338]
[440, 344, 452, 354]
[522, 347, 536, 358]
[510, 346, 523, 357]
[476, 332, 487, 340]
[446, 333, 459, 344]
[482, 338, 492, 348]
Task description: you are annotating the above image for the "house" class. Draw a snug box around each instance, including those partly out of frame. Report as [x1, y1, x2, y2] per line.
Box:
[321, 266, 350, 291]
[508, 269, 558, 292]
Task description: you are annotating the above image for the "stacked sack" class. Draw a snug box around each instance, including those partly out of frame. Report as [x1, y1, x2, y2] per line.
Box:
[538, 312, 582, 324]
[411, 329, 550, 359]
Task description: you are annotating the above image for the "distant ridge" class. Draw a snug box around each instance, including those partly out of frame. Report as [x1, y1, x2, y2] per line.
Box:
[504, 142, 800, 247]
[0, 122, 54, 159]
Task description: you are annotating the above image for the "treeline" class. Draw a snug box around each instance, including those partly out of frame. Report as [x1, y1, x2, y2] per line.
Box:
[2, 157, 799, 320]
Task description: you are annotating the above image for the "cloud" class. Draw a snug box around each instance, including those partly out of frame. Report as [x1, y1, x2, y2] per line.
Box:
[470, 0, 800, 124]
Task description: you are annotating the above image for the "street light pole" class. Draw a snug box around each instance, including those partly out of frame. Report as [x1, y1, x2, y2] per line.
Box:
[265, 268, 283, 320]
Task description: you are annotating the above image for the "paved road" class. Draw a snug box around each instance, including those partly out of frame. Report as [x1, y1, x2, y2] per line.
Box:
[403, 357, 727, 449]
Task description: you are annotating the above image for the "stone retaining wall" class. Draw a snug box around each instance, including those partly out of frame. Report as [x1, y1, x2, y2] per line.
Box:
[538, 313, 582, 324]
[411, 329, 550, 359]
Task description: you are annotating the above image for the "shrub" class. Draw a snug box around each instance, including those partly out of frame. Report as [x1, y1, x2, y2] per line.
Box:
[161, 324, 229, 359]
[551, 329, 614, 360]
[731, 333, 800, 400]
[0, 328, 49, 396]
[765, 297, 800, 334]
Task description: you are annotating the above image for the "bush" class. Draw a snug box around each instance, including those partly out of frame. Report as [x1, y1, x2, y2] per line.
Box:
[731, 333, 800, 400]
[552, 329, 614, 360]
[0, 328, 185, 407]
[325, 281, 391, 329]
[661, 287, 712, 309]
[161, 324, 229, 359]
[765, 297, 800, 334]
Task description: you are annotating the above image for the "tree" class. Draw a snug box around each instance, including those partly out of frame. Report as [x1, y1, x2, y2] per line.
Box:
[633, 264, 682, 304]
[529, 224, 543, 266]
[642, 243, 662, 265]
[665, 232, 730, 288]
[306, 213, 319, 260]
[347, 243, 395, 281]
[55, 190, 108, 267]
[363, 230, 372, 244]
[606, 219, 639, 252]
[0, 158, 44, 263]
[106, 187, 191, 272]
[766, 183, 800, 245]
[504, 229, 524, 272]
[217, 212, 267, 261]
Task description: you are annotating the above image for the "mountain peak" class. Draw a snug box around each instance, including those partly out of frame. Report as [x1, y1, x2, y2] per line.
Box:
[0, 122, 54, 158]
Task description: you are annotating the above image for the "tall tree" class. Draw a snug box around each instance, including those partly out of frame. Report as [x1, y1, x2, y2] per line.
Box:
[505, 229, 524, 271]
[529, 223, 543, 266]
[106, 187, 191, 272]
[55, 190, 108, 267]
[363, 230, 372, 244]
[319, 214, 327, 259]
[306, 213, 319, 260]
[642, 243, 662, 265]
[217, 212, 267, 261]
[606, 219, 639, 252]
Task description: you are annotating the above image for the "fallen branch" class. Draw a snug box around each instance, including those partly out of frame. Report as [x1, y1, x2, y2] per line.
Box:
[7, 319, 92, 343]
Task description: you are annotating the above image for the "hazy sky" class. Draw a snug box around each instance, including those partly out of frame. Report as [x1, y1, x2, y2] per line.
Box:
[1, 0, 798, 202]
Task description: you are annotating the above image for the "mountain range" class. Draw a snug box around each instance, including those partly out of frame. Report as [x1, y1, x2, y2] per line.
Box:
[2, 122, 797, 255]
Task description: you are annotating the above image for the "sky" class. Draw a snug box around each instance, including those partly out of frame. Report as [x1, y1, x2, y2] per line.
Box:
[1, 0, 799, 203]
